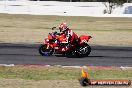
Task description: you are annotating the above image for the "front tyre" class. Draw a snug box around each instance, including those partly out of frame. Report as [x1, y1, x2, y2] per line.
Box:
[39, 44, 54, 56]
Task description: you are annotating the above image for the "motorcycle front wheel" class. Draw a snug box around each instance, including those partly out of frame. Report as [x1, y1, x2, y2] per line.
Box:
[39, 44, 54, 56]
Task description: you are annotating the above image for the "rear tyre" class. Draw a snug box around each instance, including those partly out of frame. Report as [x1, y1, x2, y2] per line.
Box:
[39, 44, 54, 56]
[77, 44, 91, 57]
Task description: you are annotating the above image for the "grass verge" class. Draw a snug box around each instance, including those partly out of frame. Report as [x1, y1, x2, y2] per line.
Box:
[0, 66, 132, 80]
[0, 14, 132, 45]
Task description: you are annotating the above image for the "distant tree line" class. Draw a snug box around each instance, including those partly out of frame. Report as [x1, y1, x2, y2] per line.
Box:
[101, 0, 128, 14]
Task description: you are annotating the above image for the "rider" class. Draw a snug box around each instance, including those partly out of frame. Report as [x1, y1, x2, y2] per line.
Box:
[58, 22, 78, 51]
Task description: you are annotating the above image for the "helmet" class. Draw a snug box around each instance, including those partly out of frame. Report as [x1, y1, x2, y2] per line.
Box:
[59, 22, 68, 32]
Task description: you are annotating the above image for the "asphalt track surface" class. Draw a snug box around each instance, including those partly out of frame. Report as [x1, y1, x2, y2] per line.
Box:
[0, 43, 132, 66]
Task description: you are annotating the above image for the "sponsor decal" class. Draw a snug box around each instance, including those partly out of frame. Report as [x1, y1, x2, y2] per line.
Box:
[79, 67, 131, 86]
[90, 79, 131, 85]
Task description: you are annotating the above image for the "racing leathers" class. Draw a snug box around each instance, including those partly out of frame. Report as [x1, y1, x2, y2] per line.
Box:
[60, 28, 78, 51]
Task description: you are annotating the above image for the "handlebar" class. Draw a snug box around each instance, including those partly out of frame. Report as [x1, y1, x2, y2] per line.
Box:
[49, 32, 58, 41]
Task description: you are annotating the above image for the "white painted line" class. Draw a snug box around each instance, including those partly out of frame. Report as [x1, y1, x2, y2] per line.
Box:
[120, 66, 132, 70]
[0, 64, 15, 67]
[44, 65, 51, 67]
[62, 66, 82, 68]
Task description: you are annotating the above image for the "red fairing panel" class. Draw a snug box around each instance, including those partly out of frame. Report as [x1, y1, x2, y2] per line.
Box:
[79, 35, 92, 44]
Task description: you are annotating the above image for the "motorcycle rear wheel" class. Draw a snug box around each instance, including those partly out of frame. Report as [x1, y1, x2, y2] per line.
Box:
[77, 44, 91, 57]
[39, 44, 54, 56]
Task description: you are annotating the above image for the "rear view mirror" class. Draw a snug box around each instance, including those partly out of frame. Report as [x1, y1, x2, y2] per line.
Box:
[52, 27, 56, 30]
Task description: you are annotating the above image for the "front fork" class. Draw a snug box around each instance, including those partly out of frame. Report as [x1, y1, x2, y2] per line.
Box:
[46, 44, 49, 49]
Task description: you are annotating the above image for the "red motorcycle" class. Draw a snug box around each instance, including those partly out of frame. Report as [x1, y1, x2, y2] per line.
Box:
[39, 29, 92, 57]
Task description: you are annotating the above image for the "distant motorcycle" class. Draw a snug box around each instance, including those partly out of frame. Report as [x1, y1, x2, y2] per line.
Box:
[39, 28, 92, 57]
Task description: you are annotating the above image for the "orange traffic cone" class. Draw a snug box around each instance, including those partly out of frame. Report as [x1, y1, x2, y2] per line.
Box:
[79, 67, 90, 86]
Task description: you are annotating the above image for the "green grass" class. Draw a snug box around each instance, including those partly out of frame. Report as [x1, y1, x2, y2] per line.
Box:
[0, 14, 132, 34]
[0, 66, 132, 80]
[90, 69, 132, 79]
[0, 14, 132, 31]
[0, 13, 132, 45]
